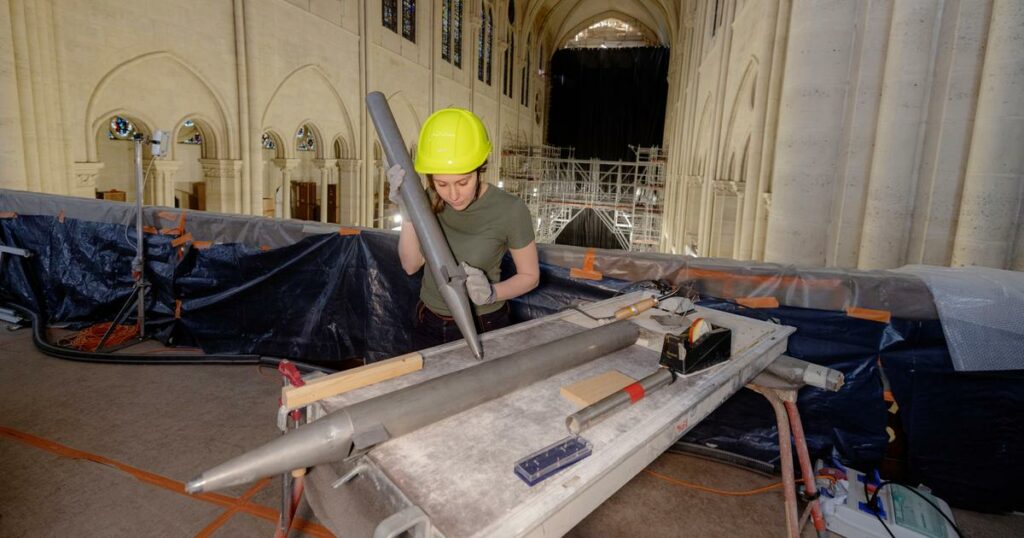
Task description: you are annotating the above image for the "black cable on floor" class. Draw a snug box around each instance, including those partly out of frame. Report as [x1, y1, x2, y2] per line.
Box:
[5, 302, 335, 374]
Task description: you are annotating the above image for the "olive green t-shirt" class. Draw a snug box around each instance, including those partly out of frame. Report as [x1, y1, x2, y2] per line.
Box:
[420, 185, 535, 316]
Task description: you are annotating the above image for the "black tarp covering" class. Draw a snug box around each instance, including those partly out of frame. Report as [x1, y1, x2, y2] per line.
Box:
[547, 46, 670, 161]
[554, 208, 625, 251]
[880, 320, 1024, 512]
[0, 215, 419, 366]
[2, 212, 1021, 511]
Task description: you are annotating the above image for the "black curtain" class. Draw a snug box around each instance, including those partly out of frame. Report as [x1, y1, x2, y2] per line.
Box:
[547, 46, 670, 161]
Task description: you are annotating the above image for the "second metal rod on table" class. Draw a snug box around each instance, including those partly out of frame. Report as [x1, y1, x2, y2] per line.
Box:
[566, 367, 674, 435]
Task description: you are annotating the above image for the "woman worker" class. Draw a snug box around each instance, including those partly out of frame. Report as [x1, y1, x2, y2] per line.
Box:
[387, 108, 540, 349]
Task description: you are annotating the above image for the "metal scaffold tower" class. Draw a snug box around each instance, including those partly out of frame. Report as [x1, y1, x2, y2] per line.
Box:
[500, 145, 665, 251]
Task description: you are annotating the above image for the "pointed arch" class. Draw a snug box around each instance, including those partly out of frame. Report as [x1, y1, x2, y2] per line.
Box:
[84, 51, 230, 162]
[720, 58, 759, 177]
[261, 65, 356, 161]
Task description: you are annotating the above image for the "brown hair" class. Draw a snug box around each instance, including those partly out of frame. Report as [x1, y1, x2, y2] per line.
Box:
[428, 161, 488, 213]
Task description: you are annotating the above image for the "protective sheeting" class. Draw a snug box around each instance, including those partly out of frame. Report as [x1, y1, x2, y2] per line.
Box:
[535, 245, 940, 320]
[880, 320, 1024, 512]
[0, 189, 940, 318]
[1, 188, 1021, 511]
[897, 265, 1024, 372]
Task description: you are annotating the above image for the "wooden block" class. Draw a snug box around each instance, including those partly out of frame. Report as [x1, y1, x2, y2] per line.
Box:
[560, 370, 635, 408]
[282, 352, 422, 410]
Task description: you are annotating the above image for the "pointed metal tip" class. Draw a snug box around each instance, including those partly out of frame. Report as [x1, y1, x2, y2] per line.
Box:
[469, 338, 484, 360]
[185, 477, 206, 494]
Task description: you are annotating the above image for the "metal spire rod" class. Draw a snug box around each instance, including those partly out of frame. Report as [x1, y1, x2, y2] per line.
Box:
[186, 320, 639, 494]
[365, 91, 483, 360]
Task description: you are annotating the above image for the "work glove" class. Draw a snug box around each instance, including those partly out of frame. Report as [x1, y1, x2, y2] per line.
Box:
[461, 262, 496, 305]
[386, 164, 405, 207]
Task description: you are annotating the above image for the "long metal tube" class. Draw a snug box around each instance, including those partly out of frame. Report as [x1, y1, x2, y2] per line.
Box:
[186, 320, 640, 493]
[765, 355, 844, 392]
[566, 367, 673, 435]
[365, 92, 483, 360]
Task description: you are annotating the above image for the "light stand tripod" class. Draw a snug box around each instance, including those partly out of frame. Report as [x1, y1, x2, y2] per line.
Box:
[96, 133, 151, 350]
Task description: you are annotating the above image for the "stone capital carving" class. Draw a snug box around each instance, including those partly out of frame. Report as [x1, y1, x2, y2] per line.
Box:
[200, 159, 243, 181]
[686, 175, 704, 187]
[337, 158, 361, 172]
[313, 158, 339, 169]
[713, 180, 743, 195]
[150, 159, 182, 173]
[761, 192, 772, 212]
[73, 162, 104, 188]
[272, 158, 300, 171]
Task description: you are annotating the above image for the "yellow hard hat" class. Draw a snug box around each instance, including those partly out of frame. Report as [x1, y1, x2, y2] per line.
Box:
[414, 108, 492, 174]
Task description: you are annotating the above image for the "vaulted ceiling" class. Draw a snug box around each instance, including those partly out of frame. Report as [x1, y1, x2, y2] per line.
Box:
[518, 0, 678, 53]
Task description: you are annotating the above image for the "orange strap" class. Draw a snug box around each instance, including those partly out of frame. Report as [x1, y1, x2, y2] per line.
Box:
[58, 210, 65, 223]
[194, 478, 272, 538]
[143, 225, 158, 234]
[170, 232, 193, 248]
[0, 211, 16, 219]
[193, 240, 212, 249]
[735, 296, 780, 309]
[260, 245, 271, 251]
[0, 426, 333, 538]
[845, 306, 891, 324]
[338, 227, 360, 236]
[569, 248, 603, 281]
[174, 300, 182, 319]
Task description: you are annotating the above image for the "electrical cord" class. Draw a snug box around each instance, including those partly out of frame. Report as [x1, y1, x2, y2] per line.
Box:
[865, 478, 965, 538]
[5, 302, 335, 374]
[644, 468, 835, 497]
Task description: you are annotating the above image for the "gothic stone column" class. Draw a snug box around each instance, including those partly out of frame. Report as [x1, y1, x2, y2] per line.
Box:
[314, 159, 337, 223]
[273, 158, 299, 219]
[952, 0, 1024, 269]
[151, 160, 181, 208]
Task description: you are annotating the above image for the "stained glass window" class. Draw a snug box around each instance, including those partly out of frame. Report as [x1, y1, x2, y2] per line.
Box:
[297, 126, 316, 152]
[261, 133, 276, 150]
[441, 0, 451, 62]
[503, 32, 514, 98]
[485, 7, 493, 84]
[453, 0, 463, 67]
[477, 2, 485, 81]
[179, 119, 202, 145]
[402, 0, 415, 42]
[109, 116, 135, 140]
[382, 0, 397, 32]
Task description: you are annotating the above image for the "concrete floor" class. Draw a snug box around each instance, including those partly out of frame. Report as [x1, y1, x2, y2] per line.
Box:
[1, 325, 1021, 537]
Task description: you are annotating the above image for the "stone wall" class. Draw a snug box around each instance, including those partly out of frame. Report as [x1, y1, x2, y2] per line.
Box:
[661, 0, 1023, 270]
[0, 0, 541, 226]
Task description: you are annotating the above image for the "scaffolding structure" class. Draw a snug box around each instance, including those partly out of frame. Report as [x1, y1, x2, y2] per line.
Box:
[500, 145, 665, 251]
